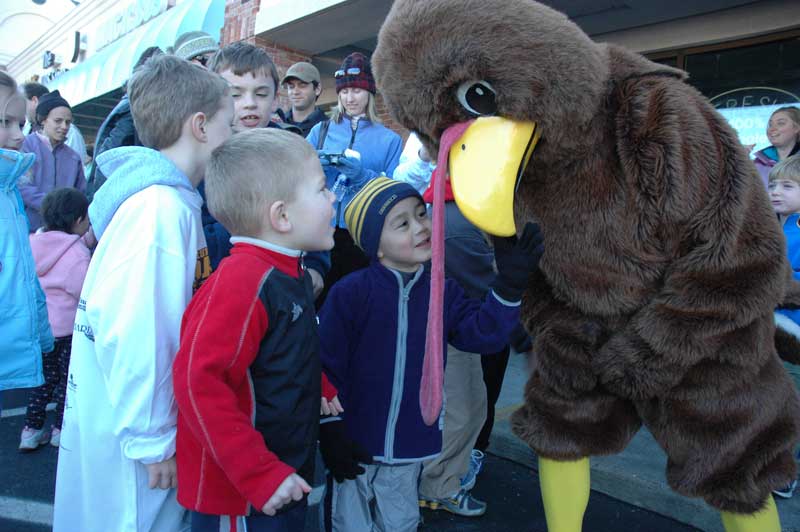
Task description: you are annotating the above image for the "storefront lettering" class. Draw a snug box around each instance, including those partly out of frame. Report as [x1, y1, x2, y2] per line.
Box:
[715, 89, 800, 152]
[94, 0, 174, 52]
[711, 87, 800, 109]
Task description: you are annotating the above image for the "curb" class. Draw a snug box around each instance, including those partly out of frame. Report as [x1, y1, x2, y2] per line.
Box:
[487, 418, 800, 532]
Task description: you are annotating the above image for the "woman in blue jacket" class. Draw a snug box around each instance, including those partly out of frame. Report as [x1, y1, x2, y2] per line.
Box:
[307, 52, 403, 302]
[0, 72, 53, 408]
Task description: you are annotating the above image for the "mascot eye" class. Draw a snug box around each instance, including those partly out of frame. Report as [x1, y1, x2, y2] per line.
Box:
[456, 80, 497, 117]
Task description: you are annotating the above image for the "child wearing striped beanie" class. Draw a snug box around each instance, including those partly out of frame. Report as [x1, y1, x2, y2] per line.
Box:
[318, 176, 543, 530]
[344, 176, 426, 262]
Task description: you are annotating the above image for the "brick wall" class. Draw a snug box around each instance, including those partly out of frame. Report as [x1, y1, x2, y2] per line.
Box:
[222, 0, 408, 140]
[375, 92, 408, 141]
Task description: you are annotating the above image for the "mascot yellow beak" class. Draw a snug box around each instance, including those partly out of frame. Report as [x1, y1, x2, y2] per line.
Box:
[447, 117, 540, 236]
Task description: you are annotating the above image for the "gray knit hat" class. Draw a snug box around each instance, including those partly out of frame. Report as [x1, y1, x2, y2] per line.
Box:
[173, 31, 218, 61]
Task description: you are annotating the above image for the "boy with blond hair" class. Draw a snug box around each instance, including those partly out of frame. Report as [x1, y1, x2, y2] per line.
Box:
[768, 154, 800, 499]
[173, 128, 340, 531]
[53, 55, 233, 532]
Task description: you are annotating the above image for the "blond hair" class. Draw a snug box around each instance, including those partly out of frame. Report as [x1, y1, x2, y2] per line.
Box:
[0, 71, 21, 121]
[769, 154, 800, 185]
[128, 54, 229, 149]
[330, 91, 381, 124]
[205, 128, 317, 237]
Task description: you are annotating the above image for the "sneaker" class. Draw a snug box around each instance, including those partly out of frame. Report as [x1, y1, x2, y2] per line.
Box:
[19, 426, 49, 452]
[419, 489, 487, 517]
[49, 427, 61, 448]
[773, 479, 797, 499]
[460, 449, 486, 491]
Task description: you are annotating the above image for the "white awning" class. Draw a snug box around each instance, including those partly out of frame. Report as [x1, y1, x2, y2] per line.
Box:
[45, 0, 223, 106]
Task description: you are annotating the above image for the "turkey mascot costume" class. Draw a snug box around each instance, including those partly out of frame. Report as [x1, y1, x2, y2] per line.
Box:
[372, 1, 800, 531]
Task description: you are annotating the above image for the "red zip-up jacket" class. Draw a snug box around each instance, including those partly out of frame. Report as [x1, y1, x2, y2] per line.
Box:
[173, 242, 336, 515]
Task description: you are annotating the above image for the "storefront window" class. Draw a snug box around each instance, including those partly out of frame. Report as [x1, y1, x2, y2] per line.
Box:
[682, 36, 800, 150]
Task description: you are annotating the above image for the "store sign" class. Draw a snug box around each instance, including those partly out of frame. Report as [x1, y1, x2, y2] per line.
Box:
[42, 51, 56, 69]
[712, 88, 800, 152]
[94, 0, 174, 52]
[711, 87, 800, 109]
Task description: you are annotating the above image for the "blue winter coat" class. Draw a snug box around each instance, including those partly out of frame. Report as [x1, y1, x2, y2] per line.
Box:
[777, 213, 800, 326]
[319, 261, 519, 463]
[0, 149, 53, 391]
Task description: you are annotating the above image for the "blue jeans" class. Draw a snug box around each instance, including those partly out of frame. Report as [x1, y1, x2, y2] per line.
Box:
[190, 502, 307, 532]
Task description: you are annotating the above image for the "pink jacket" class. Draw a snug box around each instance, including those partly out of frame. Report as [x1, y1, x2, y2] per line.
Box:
[29, 231, 91, 337]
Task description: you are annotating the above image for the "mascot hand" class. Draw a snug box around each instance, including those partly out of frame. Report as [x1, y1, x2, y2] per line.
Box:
[592, 328, 683, 400]
[492, 222, 545, 301]
[319, 419, 373, 483]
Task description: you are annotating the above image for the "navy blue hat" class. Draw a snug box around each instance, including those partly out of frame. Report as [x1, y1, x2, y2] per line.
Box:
[36, 90, 70, 120]
[345, 177, 423, 259]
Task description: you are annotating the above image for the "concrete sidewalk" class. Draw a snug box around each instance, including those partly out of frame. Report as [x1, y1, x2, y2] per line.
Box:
[488, 352, 800, 532]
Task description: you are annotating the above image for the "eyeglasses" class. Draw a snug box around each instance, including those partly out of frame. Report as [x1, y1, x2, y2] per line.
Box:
[334, 67, 362, 78]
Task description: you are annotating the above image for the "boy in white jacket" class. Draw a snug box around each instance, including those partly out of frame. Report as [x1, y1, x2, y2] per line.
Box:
[53, 55, 233, 532]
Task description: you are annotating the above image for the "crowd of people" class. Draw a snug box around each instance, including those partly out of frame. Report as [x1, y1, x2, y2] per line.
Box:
[0, 27, 799, 532]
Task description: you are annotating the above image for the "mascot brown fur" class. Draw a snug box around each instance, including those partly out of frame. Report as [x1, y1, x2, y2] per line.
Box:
[373, 0, 800, 515]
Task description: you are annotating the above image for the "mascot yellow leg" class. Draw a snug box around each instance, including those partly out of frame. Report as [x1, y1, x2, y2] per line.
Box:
[539, 457, 590, 532]
[720, 496, 780, 532]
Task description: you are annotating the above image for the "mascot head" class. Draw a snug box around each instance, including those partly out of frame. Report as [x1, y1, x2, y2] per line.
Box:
[373, 0, 610, 235]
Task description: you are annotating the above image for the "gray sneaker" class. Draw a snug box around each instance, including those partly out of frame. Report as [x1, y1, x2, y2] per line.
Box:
[419, 489, 487, 517]
[460, 449, 485, 491]
[19, 426, 49, 452]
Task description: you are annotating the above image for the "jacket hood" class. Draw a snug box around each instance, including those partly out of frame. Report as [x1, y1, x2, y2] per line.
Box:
[29, 231, 85, 276]
[89, 146, 194, 239]
[0, 149, 35, 190]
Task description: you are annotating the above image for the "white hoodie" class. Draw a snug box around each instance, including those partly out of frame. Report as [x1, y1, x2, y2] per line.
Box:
[53, 147, 210, 532]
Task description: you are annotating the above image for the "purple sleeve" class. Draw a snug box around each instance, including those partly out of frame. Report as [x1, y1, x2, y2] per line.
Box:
[19, 136, 45, 210]
[75, 160, 87, 193]
[444, 279, 520, 354]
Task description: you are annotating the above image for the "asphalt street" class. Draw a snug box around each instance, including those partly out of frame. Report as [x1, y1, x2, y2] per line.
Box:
[0, 387, 698, 532]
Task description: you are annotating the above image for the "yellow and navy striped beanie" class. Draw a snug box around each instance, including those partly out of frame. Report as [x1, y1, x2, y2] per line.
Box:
[344, 177, 423, 259]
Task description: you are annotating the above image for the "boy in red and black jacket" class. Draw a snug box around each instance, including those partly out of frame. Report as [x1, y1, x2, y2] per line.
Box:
[173, 129, 344, 531]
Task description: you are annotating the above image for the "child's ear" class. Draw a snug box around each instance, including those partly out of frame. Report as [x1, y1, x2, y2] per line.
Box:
[269, 200, 292, 233]
[190, 112, 208, 142]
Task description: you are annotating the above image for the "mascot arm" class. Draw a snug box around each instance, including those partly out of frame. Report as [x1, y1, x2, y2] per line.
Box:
[594, 75, 788, 400]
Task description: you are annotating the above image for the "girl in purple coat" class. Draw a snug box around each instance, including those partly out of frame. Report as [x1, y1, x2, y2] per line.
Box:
[20, 91, 86, 231]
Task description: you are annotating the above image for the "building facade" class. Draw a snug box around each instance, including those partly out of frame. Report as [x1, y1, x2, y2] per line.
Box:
[7, 0, 800, 147]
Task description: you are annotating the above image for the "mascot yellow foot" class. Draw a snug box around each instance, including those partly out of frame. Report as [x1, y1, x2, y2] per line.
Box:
[721, 497, 780, 532]
[539, 457, 590, 532]
[539, 457, 780, 532]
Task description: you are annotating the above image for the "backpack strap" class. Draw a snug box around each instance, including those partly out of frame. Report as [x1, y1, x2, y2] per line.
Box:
[316, 119, 330, 150]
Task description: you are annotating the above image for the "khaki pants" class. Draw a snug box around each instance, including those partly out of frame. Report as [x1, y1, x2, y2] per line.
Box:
[418, 345, 488, 500]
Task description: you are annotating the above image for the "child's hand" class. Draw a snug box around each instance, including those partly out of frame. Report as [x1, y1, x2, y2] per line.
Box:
[491, 222, 544, 302]
[145, 456, 177, 489]
[261, 473, 311, 516]
[319, 420, 373, 483]
[83, 226, 98, 249]
[320, 395, 344, 416]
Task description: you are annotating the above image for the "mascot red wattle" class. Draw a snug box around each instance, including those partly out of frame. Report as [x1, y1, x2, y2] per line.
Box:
[372, 1, 800, 531]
